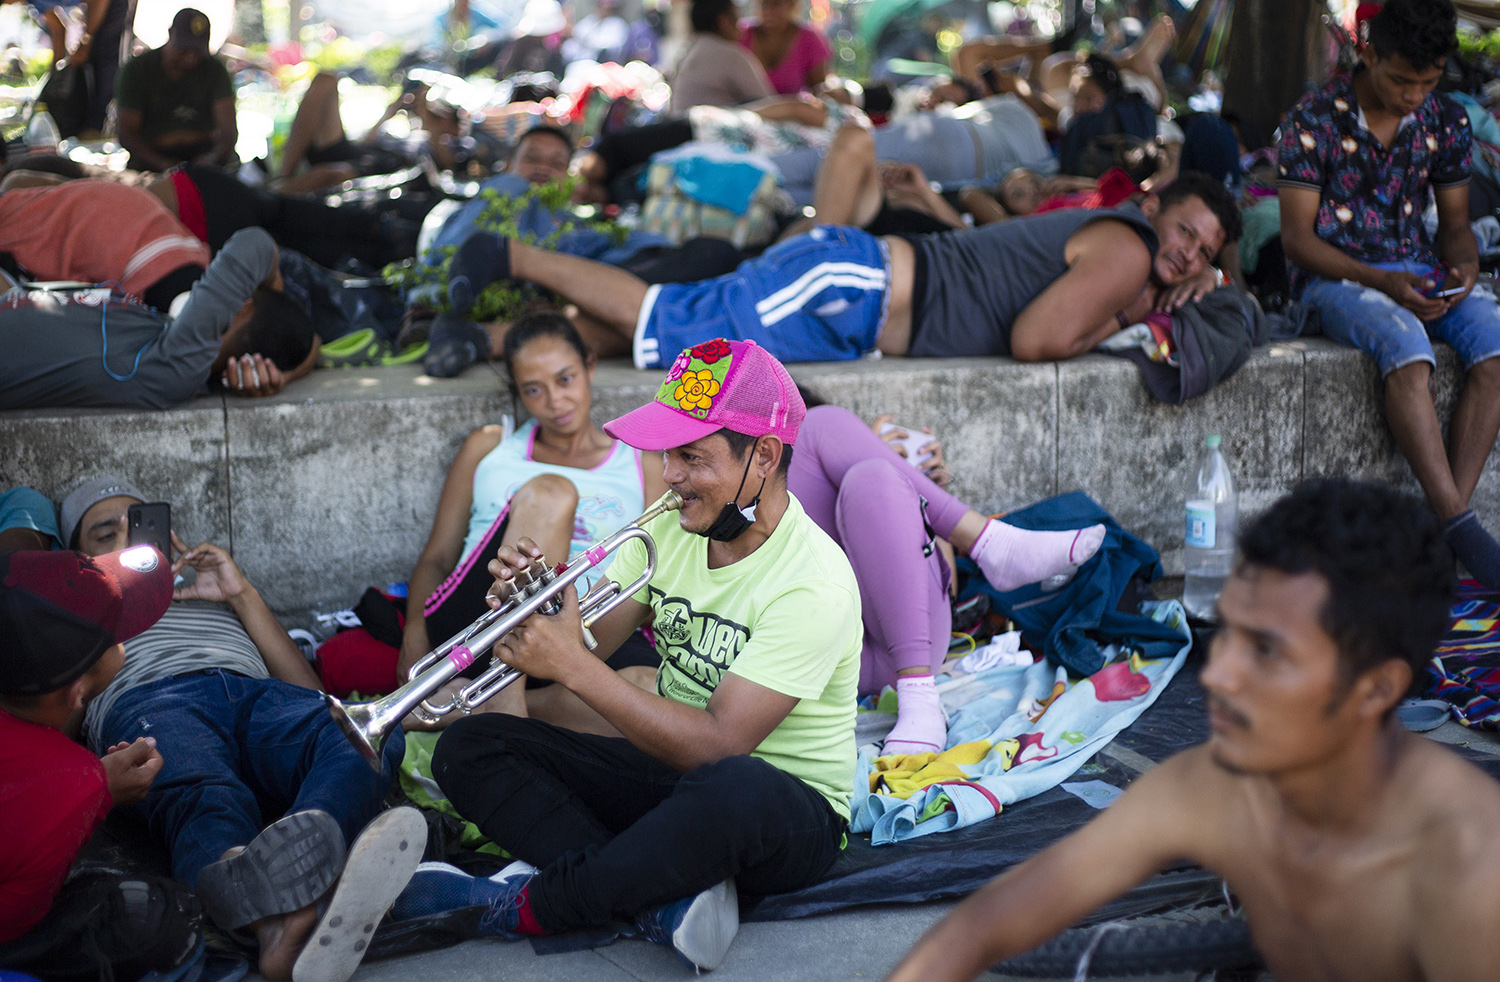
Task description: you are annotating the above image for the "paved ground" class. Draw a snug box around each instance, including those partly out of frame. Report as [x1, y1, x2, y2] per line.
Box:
[235, 718, 1500, 982]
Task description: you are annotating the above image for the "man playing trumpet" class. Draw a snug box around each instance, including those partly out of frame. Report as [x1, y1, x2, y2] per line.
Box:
[390, 339, 863, 971]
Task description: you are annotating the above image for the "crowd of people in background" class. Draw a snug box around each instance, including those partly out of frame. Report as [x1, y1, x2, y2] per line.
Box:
[7, 0, 1500, 980]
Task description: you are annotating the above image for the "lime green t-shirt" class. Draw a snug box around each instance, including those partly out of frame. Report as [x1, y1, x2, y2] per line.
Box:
[609, 493, 862, 820]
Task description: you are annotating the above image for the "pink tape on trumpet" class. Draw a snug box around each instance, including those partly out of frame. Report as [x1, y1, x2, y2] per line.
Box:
[585, 546, 607, 566]
[447, 646, 476, 671]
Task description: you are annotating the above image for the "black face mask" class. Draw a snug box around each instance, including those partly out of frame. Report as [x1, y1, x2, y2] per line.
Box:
[702, 448, 766, 542]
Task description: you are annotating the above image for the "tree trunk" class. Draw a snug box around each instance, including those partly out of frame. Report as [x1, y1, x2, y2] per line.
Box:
[1222, 0, 1327, 149]
[233, 0, 267, 45]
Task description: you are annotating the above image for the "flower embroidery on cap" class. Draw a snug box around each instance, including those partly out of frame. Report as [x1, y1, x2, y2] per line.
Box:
[665, 350, 693, 382]
[674, 369, 720, 413]
[690, 339, 733, 364]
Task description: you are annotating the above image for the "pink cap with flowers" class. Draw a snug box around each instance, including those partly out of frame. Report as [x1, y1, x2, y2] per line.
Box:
[604, 339, 805, 452]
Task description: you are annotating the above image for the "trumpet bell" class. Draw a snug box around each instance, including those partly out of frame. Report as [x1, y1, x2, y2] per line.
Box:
[324, 692, 387, 772]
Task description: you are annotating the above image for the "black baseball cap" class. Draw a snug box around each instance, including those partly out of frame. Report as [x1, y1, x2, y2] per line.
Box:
[168, 8, 212, 54]
[0, 547, 172, 696]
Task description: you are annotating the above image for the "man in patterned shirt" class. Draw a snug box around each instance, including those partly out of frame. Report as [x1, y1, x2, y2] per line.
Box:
[1278, 0, 1500, 585]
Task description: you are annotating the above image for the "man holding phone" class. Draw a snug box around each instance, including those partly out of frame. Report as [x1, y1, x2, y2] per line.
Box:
[54, 476, 425, 982]
[1278, 0, 1500, 585]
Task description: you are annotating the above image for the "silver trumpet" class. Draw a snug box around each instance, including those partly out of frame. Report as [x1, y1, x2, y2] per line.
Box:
[326, 489, 683, 771]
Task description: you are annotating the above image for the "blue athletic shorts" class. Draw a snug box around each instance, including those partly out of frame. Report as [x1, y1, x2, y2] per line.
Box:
[633, 225, 889, 369]
[1301, 261, 1500, 376]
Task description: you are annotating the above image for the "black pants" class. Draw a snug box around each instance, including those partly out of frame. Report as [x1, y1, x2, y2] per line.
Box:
[432, 714, 844, 932]
[591, 118, 693, 184]
[182, 163, 396, 270]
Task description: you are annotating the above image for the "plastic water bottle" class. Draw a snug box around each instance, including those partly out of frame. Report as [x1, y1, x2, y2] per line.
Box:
[26, 103, 60, 156]
[1182, 434, 1238, 620]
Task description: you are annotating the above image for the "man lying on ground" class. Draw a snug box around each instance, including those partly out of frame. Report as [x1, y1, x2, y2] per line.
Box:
[433, 170, 1240, 373]
[57, 477, 427, 982]
[417, 124, 748, 375]
[274, 72, 501, 193]
[0, 228, 315, 409]
[885, 478, 1500, 982]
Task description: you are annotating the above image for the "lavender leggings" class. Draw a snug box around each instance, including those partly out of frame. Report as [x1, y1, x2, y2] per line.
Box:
[788, 405, 971, 694]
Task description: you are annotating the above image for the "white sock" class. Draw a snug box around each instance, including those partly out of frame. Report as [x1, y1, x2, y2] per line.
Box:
[969, 520, 1106, 592]
[883, 674, 946, 756]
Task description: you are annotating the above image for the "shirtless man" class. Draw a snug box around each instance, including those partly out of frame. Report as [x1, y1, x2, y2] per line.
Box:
[884, 478, 1500, 982]
[439, 170, 1239, 368]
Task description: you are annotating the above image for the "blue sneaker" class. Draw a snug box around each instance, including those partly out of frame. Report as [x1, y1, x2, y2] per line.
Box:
[389, 860, 536, 938]
[634, 879, 739, 971]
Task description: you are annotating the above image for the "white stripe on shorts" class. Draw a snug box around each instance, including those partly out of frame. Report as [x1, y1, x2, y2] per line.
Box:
[754, 261, 885, 318]
[633, 283, 664, 369]
[760, 271, 888, 328]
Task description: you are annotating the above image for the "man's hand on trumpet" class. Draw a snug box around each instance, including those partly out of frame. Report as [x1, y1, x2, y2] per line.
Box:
[486, 536, 592, 684]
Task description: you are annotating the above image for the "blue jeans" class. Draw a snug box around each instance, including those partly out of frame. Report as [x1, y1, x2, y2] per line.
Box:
[1302, 261, 1500, 376]
[99, 670, 404, 884]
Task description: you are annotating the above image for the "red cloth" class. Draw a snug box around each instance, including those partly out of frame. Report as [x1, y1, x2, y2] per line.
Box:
[1033, 167, 1141, 215]
[0, 710, 111, 944]
[0, 181, 209, 298]
[169, 169, 210, 245]
[317, 628, 401, 698]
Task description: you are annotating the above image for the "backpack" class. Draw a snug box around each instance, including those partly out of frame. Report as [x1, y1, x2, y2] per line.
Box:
[0, 873, 204, 982]
[1059, 91, 1158, 178]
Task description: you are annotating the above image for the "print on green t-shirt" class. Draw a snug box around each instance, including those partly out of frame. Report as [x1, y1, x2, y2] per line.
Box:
[609, 494, 864, 821]
[651, 596, 750, 701]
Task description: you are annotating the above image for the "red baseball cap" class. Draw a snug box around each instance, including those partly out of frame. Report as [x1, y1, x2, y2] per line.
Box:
[0, 547, 172, 696]
[604, 339, 805, 452]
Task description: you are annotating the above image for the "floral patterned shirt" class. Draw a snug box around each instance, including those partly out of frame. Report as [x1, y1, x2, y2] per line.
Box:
[1277, 71, 1471, 296]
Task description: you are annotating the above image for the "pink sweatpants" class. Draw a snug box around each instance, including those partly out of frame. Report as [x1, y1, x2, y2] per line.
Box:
[788, 405, 971, 694]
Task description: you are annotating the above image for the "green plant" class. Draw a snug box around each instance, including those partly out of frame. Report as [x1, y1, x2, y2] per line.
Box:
[1458, 27, 1500, 63]
[384, 177, 626, 323]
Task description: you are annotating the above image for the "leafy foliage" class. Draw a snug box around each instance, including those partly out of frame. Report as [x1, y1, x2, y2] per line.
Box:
[384, 177, 625, 324]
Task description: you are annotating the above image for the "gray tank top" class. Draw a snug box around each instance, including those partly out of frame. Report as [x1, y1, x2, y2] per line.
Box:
[908, 204, 1159, 358]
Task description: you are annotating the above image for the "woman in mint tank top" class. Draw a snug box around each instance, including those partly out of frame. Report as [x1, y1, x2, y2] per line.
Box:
[401, 312, 669, 732]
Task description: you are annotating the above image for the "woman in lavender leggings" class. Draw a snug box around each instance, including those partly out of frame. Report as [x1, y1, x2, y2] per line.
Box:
[788, 405, 1104, 755]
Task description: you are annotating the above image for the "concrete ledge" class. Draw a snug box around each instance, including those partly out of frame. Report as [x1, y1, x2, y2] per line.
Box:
[1, 338, 1490, 618]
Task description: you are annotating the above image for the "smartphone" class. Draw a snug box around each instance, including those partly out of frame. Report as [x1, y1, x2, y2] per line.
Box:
[127, 502, 171, 558]
[878, 422, 935, 468]
[128, 502, 194, 588]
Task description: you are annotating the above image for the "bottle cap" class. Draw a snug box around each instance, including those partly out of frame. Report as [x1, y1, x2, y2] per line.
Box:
[1205, 434, 1221, 449]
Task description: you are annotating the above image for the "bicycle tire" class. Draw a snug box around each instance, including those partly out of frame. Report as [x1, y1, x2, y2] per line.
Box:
[993, 908, 1261, 978]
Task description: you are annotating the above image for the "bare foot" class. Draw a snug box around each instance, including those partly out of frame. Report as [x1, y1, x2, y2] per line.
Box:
[254, 905, 320, 981]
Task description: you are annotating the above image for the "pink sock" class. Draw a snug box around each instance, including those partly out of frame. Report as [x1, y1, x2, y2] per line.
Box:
[969, 520, 1106, 592]
[883, 674, 947, 756]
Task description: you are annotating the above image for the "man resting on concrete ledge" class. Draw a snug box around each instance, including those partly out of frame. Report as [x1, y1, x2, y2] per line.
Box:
[1277, 0, 1500, 587]
[428, 170, 1240, 373]
[0, 228, 316, 410]
[884, 479, 1500, 982]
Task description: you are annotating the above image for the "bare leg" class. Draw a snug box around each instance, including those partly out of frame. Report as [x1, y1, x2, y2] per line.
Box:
[525, 664, 656, 735]
[566, 308, 634, 359]
[510, 241, 649, 339]
[278, 73, 347, 179]
[807, 125, 885, 229]
[1448, 357, 1500, 505]
[274, 162, 358, 194]
[480, 474, 580, 718]
[1117, 14, 1175, 107]
[1384, 362, 1467, 518]
[252, 905, 320, 981]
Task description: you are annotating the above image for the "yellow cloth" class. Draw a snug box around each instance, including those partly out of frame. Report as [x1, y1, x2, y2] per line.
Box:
[870, 740, 993, 798]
